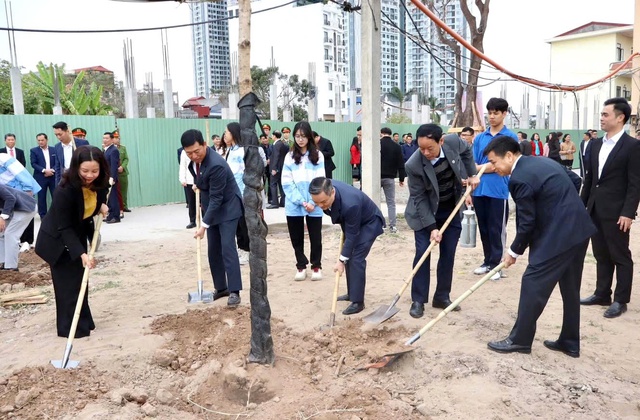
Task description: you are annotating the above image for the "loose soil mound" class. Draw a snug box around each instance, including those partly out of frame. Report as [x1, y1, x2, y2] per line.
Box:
[1, 252, 50, 289]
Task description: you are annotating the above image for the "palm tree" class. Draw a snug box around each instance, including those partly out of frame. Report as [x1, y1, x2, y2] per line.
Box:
[427, 96, 444, 124]
[386, 86, 415, 111]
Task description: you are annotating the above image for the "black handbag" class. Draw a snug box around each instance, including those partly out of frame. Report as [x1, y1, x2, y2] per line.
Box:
[351, 165, 361, 179]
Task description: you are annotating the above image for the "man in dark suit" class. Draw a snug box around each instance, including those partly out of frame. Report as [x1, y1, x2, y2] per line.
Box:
[102, 132, 121, 224]
[52, 121, 90, 186]
[259, 134, 272, 197]
[309, 177, 385, 315]
[30, 133, 57, 218]
[267, 130, 287, 209]
[580, 97, 640, 318]
[404, 124, 478, 318]
[182, 129, 244, 306]
[1, 134, 26, 166]
[484, 136, 595, 357]
[314, 131, 336, 179]
[380, 127, 406, 233]
[0, 183, 37, 271]
[518, 132, 532, 156]
[578, 131, 592, 179]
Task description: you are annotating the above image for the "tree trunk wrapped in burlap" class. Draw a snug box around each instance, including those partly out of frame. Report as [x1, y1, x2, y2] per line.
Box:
[238, 92, 275, 365]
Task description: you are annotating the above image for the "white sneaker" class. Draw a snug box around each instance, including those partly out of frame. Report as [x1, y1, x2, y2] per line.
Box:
[238, 250, 249, 265]
[490, 270, 502, 281]
[473, 265, 490, 275]
[389, 226, 398, 234]
[311, 268, 323, 281]
[19, 242, 30, 253]
[294, 269, 307, 281]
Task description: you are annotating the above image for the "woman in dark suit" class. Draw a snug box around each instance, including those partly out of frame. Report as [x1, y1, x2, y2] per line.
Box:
[35, 146, 110, 338]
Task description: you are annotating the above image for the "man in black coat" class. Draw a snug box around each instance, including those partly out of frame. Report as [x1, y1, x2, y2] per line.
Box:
[484, 136, 595, 357]
[580, 97, 640, 318]
[314, 131, 336, 179]
[30, 133, 57, 218]
[182, 129, 244, 306]
[267, 131, 288, 209]
[310, 177, 385, 315]
[1, 134, 26, 166]
[578, 131, 592, 179]
[380, 127, 406, 233]
[102, 132, 121, 224]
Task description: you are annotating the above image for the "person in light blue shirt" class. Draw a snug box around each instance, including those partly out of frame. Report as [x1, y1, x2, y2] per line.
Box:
[282, 121, 326, 282]
[471, 97, 518, 280]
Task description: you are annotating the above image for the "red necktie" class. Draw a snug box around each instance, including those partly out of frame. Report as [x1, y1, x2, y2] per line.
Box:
[10, 149, 14, 157]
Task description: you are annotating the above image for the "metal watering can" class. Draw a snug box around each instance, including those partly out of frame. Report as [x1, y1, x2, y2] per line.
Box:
[460, 206, 477, 248]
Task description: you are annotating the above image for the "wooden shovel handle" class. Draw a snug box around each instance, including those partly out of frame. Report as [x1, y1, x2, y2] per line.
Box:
[195, 189, 202, 279]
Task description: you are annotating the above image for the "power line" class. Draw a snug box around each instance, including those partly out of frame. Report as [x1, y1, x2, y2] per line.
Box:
[0, 0, 297, 34]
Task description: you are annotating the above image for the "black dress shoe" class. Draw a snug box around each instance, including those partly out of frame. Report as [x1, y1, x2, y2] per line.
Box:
[106, 218, 121, 224]
[604, 302, 627, 318]
[123, 208, 132, 212]
[266, 205, 279, 209]
[580, 294, 612, 306]
[543, 340, 580, 358]
[487, 338, 531, 354]
[409, 302, 424, 318]
[342, 302, 364, 315]
[186, 222, 197, 229]
[336, 294, 350, 301]
[432, 299, 461, 311]
[213, 289, 230, 301]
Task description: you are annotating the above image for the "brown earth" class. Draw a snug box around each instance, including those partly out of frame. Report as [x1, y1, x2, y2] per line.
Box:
[0, 252, 51, 289]
[0, 214, 639, 419]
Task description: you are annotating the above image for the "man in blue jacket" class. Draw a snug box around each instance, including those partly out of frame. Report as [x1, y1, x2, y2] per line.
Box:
[309, 177, 385, 315]
[30, 133, 57, 218]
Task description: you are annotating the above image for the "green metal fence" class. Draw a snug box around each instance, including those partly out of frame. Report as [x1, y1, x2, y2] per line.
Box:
[0, 114, 589, 207]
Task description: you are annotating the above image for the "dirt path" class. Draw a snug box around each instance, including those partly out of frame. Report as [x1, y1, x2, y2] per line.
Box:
[1, 213, 639, 419]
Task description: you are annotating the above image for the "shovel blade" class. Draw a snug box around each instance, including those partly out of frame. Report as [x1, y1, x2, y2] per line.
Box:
[358, 347, 415, 370]
[187, 291, 214, 304]
[363, 304, 401, 324]
[50, 359, 80, 369]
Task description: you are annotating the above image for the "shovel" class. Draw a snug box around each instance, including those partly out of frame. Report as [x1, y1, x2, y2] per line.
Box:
[363, 166, 486, 325]
[188, 189, 214, 304]
[405, 262, 506, 346]
[329, 232, 346, 327]
[51, 192, 109, 369]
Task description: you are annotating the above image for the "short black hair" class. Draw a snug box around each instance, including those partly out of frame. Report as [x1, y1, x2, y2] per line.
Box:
[356, 126, 361, 131]
[103, 132, 114, 138]
[406, 133, 412, 138]
[4, 133, 15, 140]
[603, 97, 631, 124]
[393, 132, 399, 136]
[483, 135, 520, 157]
[273, 131, 282, 139]
[486, 97, 509, 113]
[259, 134, 267, 140]
[36, 133, 48, 140]
[180, 129, 205, 148]
[461, 127, 474, 135]
[309, 177, 332, 196]
[52, 121, 68, 131]
[415, 123, 442, 142]
[312, 131, 319, 138]
[380, 127, 392, 136]
[521, 132, 527, 139]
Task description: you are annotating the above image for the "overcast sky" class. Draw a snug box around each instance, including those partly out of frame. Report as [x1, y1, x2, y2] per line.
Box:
[0, 0, 634, 109]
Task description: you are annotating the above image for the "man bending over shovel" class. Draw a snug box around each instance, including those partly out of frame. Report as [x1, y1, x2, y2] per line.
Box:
[310, 177, 385, 315]
[484, 136, 595, 357]
[405, 124, 479, 318]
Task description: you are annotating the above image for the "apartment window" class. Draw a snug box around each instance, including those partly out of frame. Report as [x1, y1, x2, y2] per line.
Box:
[329, 99, 334, 108]
[324, 65, 329, 72]
[616, 43, 624, 61]
[324, 31, 328, 42]
[341, 85, 345, 92]
[329, 82, 333, 91]
[324, 48, 329, 59]
[341, 101, 345, 108]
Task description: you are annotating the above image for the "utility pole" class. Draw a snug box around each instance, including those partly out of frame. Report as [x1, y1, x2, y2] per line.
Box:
[632, 0, 640, 128]
[360, 0, 381, 204]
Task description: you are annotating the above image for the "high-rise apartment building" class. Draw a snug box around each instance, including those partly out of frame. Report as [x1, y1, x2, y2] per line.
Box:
[380, 0, 402, 93]
[191, 2, 232, 97]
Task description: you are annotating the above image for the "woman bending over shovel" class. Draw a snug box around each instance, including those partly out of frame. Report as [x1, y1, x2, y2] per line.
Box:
[36, 146, 109, 338]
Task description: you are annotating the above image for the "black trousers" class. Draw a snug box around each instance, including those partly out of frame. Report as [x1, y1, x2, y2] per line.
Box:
[344, 217, 383, 303]
[20, 219, 35, 244]
[411, 204, 461, 303]
[107, 180, 120, 221]
[51, 251, 95, 338]
[264, 166, 271, 201]
[508, 240, 588, 348]
[236, 215, 250, 252]
[36, 176, 56, 218]
[474, 195, 508, 268]
[286, 215, 323, 269]
[269, 172, 285, 206]
[591, 212, 634, 303]
[207, 218, 243, 293]
[184, 185, 196, 224]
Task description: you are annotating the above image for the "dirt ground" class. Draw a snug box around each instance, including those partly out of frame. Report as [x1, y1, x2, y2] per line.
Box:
[1, 213, 639, 419]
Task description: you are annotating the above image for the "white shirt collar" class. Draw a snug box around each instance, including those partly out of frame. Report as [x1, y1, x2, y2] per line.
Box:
[429, 147, 446, 166]
[603, 129, 624, 144]
[511, 154, 523, 174]
[61, 142, 73, 149]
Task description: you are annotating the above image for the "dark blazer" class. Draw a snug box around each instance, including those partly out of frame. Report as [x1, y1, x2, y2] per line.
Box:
[177, 147, 183, 164]
[323, 180, 385, 259]
[380, 136, 406, 181]
[193, 147, 243, 227]
[317, 137, 336, 172]
[404, 135, 476, 232]
[269, 140, 288, 173]
[578, 139, 591, 178]
[30, 146, 57, 184]
[510, 156, 596, 265]
[519, 140, 532, 156]
[580, 132, 640, 220]
[401, 142, 419, 162]
[103, 145, 120, 182]
[0, 183, 37, 215]
[0, 147, 26, 166]
[53, 139, 90, 185]
[35, 183, 108, 266]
